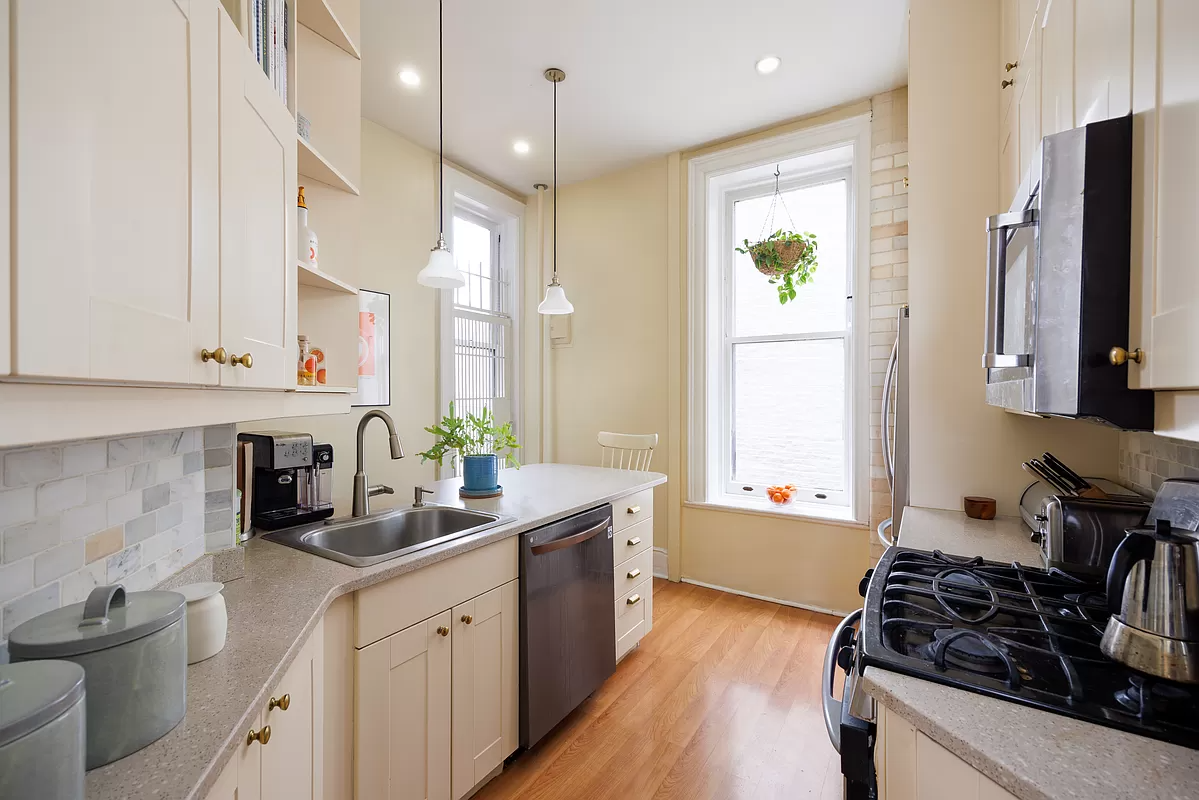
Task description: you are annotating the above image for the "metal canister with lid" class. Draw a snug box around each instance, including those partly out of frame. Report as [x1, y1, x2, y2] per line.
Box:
[7, 585, 187, 769]
[0, 660, 86, 800]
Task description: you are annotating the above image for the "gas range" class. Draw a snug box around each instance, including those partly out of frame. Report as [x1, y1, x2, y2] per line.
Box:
[858, 546, 1199, 749]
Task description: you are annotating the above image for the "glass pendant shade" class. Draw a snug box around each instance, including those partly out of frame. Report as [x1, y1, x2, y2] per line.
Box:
[416, 240, 465, 288]
[537, 280, 574, 315]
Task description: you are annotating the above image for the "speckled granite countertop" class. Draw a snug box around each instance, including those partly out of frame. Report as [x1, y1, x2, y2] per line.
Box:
[863, 507, 1199, 800]
[85, 464, 665, 800]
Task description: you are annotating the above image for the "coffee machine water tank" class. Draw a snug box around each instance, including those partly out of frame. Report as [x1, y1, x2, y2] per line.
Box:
[314, 443, 334, 511]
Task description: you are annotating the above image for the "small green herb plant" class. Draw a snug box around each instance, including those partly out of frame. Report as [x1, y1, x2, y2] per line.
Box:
[735, 229, 819, 305]
[417, 402, 521, 469]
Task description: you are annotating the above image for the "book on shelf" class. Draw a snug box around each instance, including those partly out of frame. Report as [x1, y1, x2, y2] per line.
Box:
[250, 0, 288, 104]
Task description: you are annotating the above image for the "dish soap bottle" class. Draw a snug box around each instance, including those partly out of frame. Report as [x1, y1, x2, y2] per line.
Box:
[297, 186, 319, 269]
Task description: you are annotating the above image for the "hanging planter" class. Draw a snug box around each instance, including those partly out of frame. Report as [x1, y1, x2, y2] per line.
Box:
[735, 168, 820, 304]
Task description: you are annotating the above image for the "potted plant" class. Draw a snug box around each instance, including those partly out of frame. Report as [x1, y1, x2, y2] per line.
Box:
[417, 402, 520, 494]
[736, 229, 819, 305]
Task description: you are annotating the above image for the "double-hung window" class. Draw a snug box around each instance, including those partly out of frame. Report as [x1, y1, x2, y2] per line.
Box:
[689, 119, 870, 523]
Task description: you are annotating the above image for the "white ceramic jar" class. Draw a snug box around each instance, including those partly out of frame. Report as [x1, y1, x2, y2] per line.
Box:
[177, 583, 227, 664]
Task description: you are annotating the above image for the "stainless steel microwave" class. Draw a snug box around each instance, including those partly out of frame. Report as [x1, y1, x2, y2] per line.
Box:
[982, 115, 1153, 430]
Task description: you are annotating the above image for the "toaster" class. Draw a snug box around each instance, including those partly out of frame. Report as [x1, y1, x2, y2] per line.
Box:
[1019, 479, 1150, 576]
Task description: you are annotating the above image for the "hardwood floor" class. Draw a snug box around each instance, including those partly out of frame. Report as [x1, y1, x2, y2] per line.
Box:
[475, 579, 845, 800]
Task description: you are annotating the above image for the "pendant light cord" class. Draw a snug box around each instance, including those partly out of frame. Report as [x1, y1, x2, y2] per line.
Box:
[552, 76, 557, 283]
[438, 0, 444, 237]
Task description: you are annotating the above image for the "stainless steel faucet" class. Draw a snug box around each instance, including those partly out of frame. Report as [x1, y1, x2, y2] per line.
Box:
[352, 410, 405, 517]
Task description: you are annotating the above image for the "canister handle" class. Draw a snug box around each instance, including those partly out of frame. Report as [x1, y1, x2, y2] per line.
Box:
[80, 585, 127, 628]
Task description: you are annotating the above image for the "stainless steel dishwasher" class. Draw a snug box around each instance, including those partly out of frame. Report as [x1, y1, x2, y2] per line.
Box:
[520, 504, 615, 748]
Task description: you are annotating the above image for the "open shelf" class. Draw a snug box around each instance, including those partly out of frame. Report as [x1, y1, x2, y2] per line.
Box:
[298, 136, 360, 195]
[296, 0, 360, 59]
[298, 261, 357, 294]
[295, 383, 357, 393]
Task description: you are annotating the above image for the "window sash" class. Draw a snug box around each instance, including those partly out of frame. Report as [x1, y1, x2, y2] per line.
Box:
[717, 169, 854, 507]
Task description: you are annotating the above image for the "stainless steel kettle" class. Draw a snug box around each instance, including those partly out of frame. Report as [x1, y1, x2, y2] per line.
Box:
[1101, 519, 1199, 683]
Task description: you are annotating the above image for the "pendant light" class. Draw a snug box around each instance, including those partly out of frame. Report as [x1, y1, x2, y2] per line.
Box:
[416, 0, 466, 289]
[537, 68, 574, 315]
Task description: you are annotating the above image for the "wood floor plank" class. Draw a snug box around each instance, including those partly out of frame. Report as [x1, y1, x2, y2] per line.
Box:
[472, 580, 846, 800]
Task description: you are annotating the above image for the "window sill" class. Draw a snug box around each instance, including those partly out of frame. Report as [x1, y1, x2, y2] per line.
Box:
[683, 498, 868, 529]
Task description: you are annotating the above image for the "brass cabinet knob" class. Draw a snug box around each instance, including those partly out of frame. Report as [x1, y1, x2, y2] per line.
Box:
[627, 594, 642, 606]
[627, 505, 641, 515]
[230, 352, 254, 368]
[247, 725, 271, 746]
[627, 536, 641, 547]
[1001, 79, 1015, 88]
[1109, 347, 1144, 366]
[268, 694, 290, 712]
[1005, 61, 1019, 72]
[627, 568, 641, 580]
[461, 614, 473, 625]
[200, 347, 227, 364]
[436, 626, 449, 637]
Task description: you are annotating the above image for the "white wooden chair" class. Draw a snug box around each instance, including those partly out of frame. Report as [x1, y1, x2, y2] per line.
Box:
[597, 432, 658, 471]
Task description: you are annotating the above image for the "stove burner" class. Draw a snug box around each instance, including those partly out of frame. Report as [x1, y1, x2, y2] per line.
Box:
[932, 569, 1000, 623]
[1058, 591, 1109, 628]
[1115, 676, 1193, 720]
[922, 629, 1021, 687]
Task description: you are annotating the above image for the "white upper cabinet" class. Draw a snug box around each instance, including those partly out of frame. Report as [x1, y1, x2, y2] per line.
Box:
[217, 11, 296, 390]
[12, 0, 220, 384]
[1075, 0, 1133, 124]
[1127, 0, 1199, 390]
[1040, 0, 1075, 135]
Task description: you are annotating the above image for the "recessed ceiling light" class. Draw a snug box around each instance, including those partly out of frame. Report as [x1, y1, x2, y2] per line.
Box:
[513, 140, 530, 155]
[756, 56, 781, 75]
[398, 68, 421, 87]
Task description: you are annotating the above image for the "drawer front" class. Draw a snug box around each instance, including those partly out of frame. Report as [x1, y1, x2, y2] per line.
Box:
[612, 488, 654, 532]
[617, 618, 645, 661]
[614, 547, 654, 599]
[613, 516, 652, 564]
[615, 578, 650, 640]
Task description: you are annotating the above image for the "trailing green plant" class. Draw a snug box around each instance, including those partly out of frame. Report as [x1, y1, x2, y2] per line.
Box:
[735, 229, 819, 305]
[417, 402, 521, 469]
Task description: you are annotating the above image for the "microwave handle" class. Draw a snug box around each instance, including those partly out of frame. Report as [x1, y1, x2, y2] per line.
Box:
[983, 208, 1037, 369]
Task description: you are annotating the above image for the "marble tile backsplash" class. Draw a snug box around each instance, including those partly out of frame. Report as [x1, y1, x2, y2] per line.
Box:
[0, 425, 237, 643]
[1118, 431, 1199, 498]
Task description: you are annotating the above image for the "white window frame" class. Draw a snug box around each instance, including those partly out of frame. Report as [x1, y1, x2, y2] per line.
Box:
[437, 168, 525, 478]
[687, 116, 872, 524]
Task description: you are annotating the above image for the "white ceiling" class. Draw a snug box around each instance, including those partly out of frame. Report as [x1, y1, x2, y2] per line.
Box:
[361, 0, 909, 195]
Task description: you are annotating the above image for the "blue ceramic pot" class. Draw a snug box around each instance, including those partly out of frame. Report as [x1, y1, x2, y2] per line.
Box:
[463, 454, 499, 492]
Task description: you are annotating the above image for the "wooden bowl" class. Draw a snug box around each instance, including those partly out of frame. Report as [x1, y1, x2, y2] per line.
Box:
[963, 496, 997, 520]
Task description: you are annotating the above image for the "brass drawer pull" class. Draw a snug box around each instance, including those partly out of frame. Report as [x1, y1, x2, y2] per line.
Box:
[627, 568, 641, 580]
[247, 725, 271, 746]
[1004, 61, 1018, 72]
[230, 352, 254, 368]
[1109, 346, 1144, 366]
[200, 347, 227, 364]
[1001, 78, 1015, 89]
[627, 594, 642, 606]
[437, 625, 449, 637]
[627, 505, 641, 515]
[627, 536, 641, 547]
[461, 614, 473, 625]
[268, 694, 290, 712]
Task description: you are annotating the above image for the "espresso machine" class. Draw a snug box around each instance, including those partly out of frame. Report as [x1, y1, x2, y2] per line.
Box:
[237, 431, 335, 530]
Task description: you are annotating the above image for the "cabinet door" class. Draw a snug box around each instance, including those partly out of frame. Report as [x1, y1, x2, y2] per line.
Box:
[217, 10, 296, 389]
[12, 0, 220, 384]
[1130, 0, 1199, 388]
[356, 611, 451, 800]
[450, 581, 518, 800]
[1040, 0, 1075, 136]
[239, 709, 265, 800]
[999, 104, 1021, 212]
[1075, 0, 1133, 124]
[262, 620, 324, 800]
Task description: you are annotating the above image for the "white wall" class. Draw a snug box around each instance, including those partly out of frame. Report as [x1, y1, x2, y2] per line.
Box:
[907, 0, 1119, 517]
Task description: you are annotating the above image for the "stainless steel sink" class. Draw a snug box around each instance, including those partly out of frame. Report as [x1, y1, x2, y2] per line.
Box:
[264, 504, 512, 567]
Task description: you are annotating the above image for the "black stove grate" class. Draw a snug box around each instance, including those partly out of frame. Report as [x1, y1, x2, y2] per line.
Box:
[860, 547, 1199, 749]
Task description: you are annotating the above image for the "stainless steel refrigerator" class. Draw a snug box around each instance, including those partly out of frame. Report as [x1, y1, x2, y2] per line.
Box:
[879, 305, 909, 548]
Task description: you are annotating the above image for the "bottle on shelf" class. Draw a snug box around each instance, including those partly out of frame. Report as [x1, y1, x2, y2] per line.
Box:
[297, 334, 316, 386]
[297, 186, 319, 269]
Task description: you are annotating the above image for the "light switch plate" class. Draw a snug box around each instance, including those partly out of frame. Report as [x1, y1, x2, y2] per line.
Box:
[549, 313, 572, 347]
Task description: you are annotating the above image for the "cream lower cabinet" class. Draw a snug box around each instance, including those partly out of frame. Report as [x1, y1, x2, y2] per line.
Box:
[207, 619, 325, 800]
[874, 704, 1016, 800]
[612, 489, 654, 661]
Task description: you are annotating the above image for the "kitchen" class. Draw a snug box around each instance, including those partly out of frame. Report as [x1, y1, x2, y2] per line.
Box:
[0, 1, 1198, 799]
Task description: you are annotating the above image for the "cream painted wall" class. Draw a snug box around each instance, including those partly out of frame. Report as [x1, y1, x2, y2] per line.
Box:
[242, 120, 440, 513]
[907, 0, 1118, 517]
[539, 159, 672, 549]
